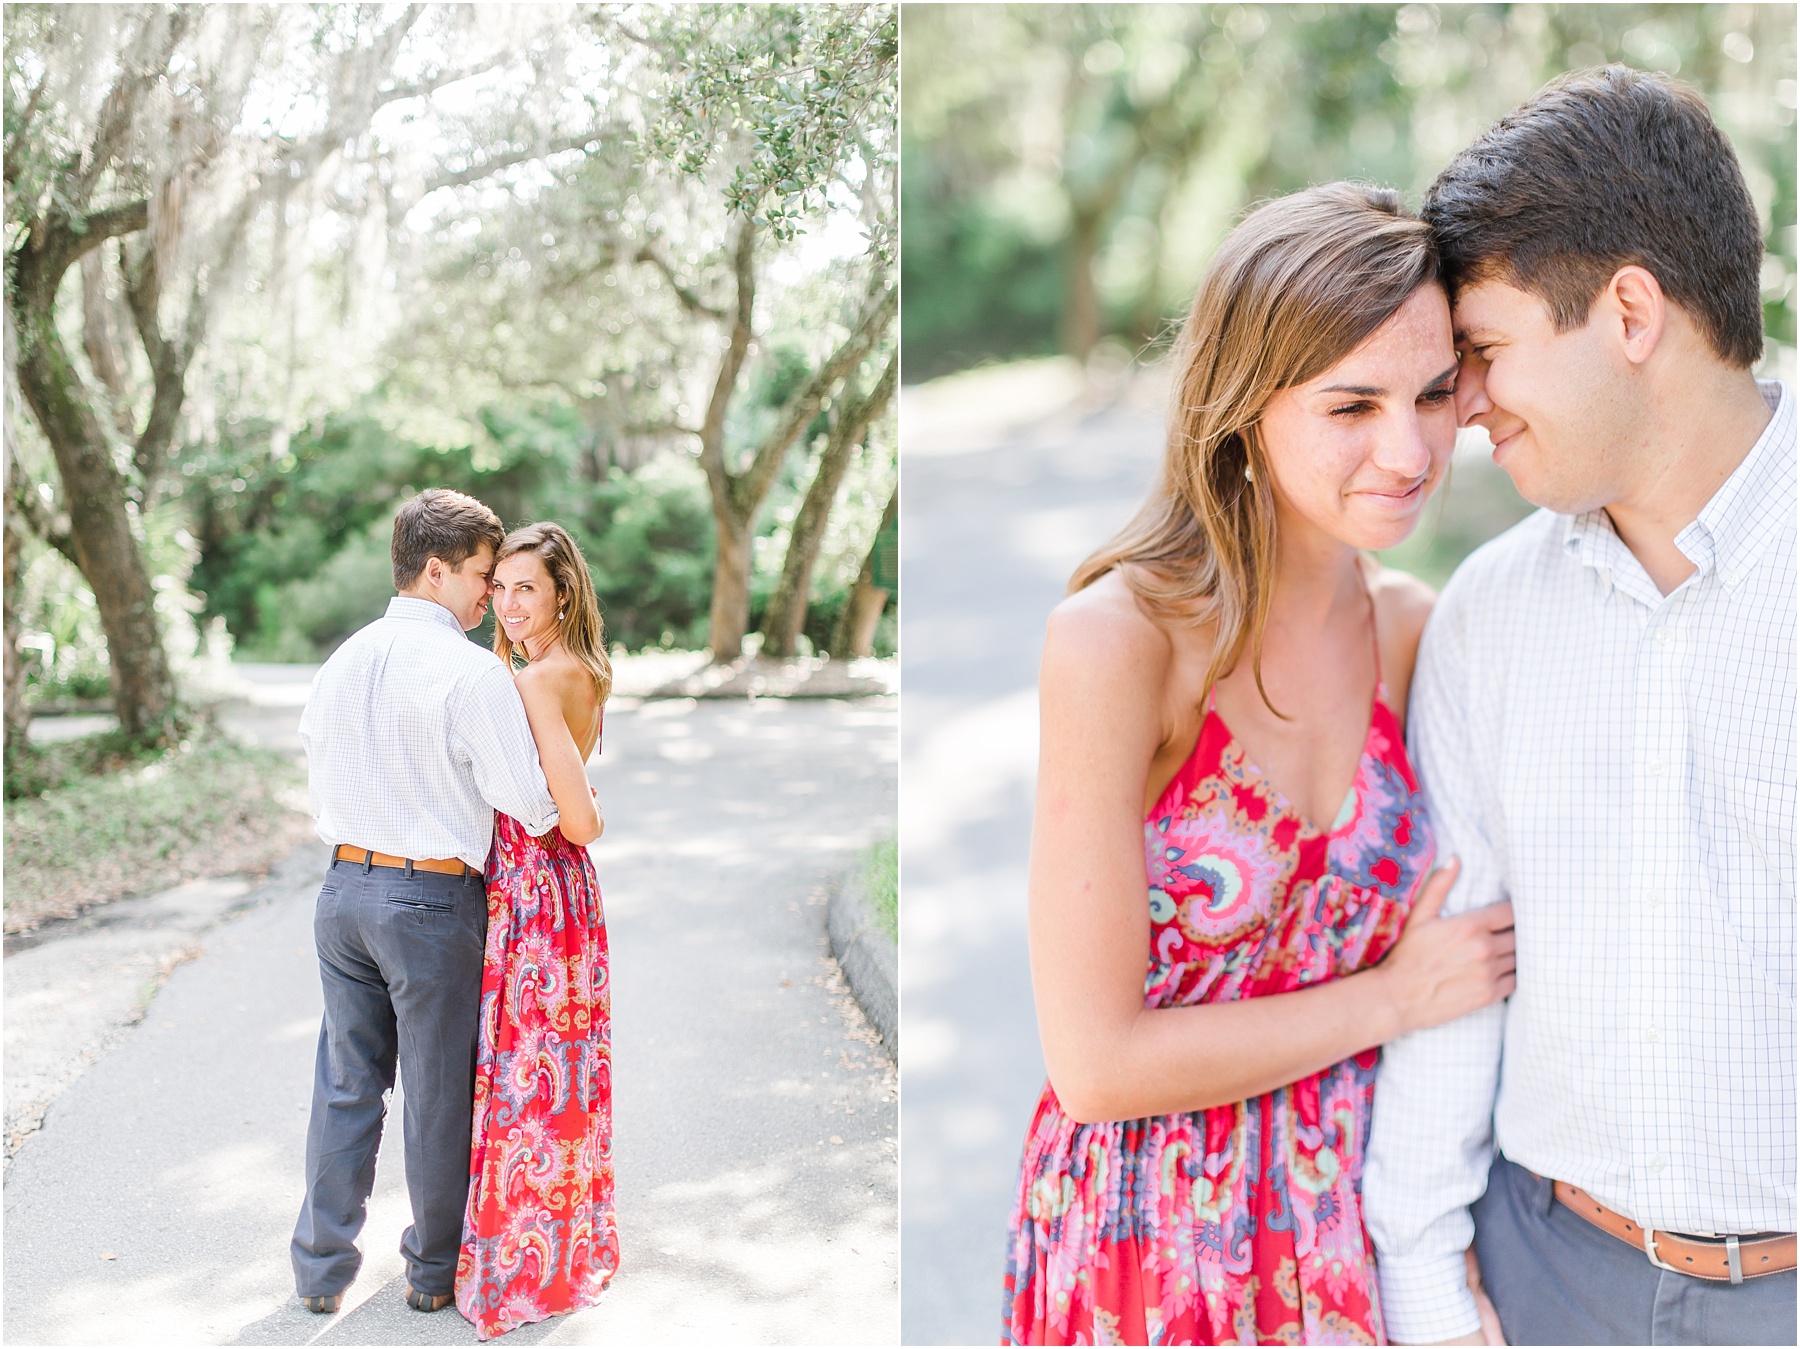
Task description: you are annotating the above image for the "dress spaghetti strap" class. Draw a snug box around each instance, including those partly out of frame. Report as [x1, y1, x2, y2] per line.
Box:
[1359, 556, 1387, 704]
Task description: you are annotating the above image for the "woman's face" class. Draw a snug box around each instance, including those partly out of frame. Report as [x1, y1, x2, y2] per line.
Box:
[492, 551, 562, 651]
[1256, 283, 1459, 554]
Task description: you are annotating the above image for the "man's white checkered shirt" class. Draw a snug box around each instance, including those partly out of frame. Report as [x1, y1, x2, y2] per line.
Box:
[1365, 381, 1796, 1343]
[298, 596, 560, 872]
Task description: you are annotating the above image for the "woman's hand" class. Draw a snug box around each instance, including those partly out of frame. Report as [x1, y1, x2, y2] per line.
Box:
[1372, 858, 1516, 1035]
[1466, 1247, 1507, 1345]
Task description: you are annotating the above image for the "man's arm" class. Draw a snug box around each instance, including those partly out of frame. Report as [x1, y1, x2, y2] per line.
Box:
[1364, 586, 1509, 1345]
[450, 661, 561, 836]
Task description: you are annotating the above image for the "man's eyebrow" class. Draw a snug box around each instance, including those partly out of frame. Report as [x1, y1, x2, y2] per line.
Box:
[1453, 326, 1497, 345]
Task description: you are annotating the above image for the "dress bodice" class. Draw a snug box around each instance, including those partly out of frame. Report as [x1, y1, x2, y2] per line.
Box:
[1142, 692, 1435, 1011]
[1004, 682, 1439, 1346]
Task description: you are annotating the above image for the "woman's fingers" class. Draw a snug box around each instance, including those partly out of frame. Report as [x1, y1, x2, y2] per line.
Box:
[1407, 856, 1461, 922]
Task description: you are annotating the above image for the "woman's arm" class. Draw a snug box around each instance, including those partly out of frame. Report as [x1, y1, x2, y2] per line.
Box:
[514, 665, 603, 845]
[1029, 592, 1514, 1125]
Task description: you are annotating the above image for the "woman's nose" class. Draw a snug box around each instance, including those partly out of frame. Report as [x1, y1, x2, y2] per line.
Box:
[1373, 412, 1432, 478]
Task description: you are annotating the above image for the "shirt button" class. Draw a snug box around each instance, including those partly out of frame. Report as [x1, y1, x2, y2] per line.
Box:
[1645, 892, 1663, 910]
[1647, 760, 1665, 776]
[1645, 1025, 1661, 1043]
[1649, 1155, 1667, 1173]
[1655, 627, 1673, 647]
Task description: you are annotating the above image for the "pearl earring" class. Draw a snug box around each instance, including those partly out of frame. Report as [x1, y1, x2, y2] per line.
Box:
[1243, 464, 1254, 483]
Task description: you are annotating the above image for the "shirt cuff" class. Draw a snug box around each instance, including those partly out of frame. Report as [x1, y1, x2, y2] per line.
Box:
[1379, 1249, 1482, 1344]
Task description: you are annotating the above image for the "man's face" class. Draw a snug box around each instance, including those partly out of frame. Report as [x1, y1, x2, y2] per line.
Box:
[1451, 277, 1637, 514]
[439, 543, 496, 631]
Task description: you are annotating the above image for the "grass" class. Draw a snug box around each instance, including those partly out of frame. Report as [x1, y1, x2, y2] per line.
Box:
[3, 730, 312, 934]
[862, 835, 897, 941]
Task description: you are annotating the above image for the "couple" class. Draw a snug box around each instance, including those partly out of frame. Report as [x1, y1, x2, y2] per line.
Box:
[290, 490, 621, 1340]
[1006, 67, 1793, 1346]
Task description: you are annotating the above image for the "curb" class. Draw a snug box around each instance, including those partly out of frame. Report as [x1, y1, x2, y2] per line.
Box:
[828, 867, 897, 1060]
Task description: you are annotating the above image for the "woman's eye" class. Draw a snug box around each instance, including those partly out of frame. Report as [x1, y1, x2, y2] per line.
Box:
[1329, 402, 1374, 417]
[1421, 388, 1455, 405]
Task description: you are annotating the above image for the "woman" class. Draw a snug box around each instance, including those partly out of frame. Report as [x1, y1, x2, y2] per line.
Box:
[455, 521, 620, 1339]
[1002, 184, 1515, 1345]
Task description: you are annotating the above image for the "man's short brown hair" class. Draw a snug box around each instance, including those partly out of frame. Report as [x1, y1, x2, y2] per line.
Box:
[1423, 65, 1764, 368]
[391, 489, 504, 589]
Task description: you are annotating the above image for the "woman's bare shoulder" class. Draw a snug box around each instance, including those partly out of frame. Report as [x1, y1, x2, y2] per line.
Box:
[1047, 570, 1172, 658]
[1366, 561, 1436, 647]
[1042, 569, 1194, 717]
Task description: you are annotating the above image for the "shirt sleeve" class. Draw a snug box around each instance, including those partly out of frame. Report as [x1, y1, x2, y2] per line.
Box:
[448, 660, 561, 837]
[1364, 581, 1508, 1344]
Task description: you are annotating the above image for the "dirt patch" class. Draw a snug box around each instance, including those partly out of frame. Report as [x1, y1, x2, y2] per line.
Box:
[4, 739, 313, 936]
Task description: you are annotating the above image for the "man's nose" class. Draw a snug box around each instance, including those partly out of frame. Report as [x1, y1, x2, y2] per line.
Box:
[1455, 352, 1493, 427]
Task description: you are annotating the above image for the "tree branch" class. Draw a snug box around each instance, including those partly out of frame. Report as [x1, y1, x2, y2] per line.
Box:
[375, 60, 504, 107]
[3, 70, 50, 185]
[697, 215, 759, 512]
[635, 244, 728, 319]
[732, 272, 895, 516]
[70, 7, 193, 203]
[5, 441, 78, 567]
[420, 132, 600, 195]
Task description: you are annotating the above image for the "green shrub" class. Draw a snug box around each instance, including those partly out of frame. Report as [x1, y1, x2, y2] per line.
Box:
[862, 835, 897, 940]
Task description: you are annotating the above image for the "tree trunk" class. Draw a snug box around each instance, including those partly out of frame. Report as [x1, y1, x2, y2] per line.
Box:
[707, 513, 755, 662]
[1064, 208, 1104, 360]
[3, 486, 29, 775]
[695, 211, 897, 662]
[763, 354, 898, 657]
[829, 486, 897, 659]
[13, 309, 176, 742]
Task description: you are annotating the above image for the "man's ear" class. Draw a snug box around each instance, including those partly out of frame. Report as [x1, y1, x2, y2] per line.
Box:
[421, 555, 446, 588]
[1603, 265, 1666, 366]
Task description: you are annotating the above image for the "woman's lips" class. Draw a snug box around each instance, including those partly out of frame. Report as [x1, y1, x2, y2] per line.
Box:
[1358, 479, 1425, 509]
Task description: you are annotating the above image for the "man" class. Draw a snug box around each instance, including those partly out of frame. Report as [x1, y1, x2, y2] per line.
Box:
[1365, 67, 1795, 1346]
[291, 489, 561, 1315]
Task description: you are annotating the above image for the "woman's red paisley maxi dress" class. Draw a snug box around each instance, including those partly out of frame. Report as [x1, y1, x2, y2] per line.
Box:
[1004, 680, 1436, 1346]
[456, 808, 619, 1339]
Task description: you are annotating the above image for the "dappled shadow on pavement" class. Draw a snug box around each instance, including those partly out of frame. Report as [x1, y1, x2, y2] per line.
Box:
[4, 699, 896, 1346]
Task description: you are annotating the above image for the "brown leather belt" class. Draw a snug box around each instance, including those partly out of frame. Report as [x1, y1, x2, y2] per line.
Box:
[1552, 1179, 1796, 1284]
[334, 845, 476, 878]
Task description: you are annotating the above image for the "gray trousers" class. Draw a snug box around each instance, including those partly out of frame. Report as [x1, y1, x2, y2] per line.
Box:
[290, 856, 488, 1298]
[1473, 1155, 1797, 1346]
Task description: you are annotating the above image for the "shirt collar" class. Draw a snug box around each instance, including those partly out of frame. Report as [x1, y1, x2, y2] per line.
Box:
[1563, 379, 1793, 598]
[1676, 379, 1792, 591]
[386, 595, 467, 634]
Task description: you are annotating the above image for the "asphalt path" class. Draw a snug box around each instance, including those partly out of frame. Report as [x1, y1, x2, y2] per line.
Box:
[898, 361, 1165, 1344]
[4, 684, 898, 1345]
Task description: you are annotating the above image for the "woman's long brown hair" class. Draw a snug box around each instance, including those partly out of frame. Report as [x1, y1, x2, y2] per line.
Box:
[1070, 181, 1439, 713]
[492, 522, 614, 706]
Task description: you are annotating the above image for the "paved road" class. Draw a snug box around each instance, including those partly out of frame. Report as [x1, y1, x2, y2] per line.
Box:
[5, 682, 898, 1345]
[899, 361, 1165, 1344]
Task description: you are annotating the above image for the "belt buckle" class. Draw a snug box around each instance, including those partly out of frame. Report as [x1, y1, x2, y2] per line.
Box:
[1645, 1229, 1744, 1284]
[1642, 1228, 1682, 1276]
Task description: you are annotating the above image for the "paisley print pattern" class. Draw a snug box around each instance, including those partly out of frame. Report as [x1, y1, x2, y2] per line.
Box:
[456, 811, 619, 1339]
[1005, 691, 1434, 1346]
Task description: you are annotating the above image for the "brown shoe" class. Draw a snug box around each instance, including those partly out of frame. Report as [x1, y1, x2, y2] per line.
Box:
[404, 1282, 453, 1312]
[300, 1293, 342, 1314]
